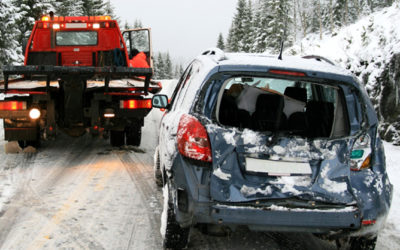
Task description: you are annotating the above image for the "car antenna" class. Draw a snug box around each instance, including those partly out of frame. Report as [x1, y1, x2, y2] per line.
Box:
[278, 40, 284, 60]
[278, 7, 289, 61]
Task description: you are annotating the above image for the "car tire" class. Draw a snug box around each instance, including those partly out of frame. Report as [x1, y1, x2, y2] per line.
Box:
[349, 236, 377, 250]
[163, 182, 190, 249]
[125, 125, 141, 146]
[110, 130, 125, 147]
[154, 146, 163, 187]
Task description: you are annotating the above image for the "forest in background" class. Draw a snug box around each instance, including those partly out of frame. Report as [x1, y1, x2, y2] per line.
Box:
[220, 0, 394, 53]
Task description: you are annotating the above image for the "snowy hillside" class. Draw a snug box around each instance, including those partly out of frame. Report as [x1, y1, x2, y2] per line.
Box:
[288, 3, 400, 85]
[288, 3, 400, 144]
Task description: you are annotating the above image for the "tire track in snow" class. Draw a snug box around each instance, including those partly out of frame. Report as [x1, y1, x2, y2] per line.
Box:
[118, 151, 162, 249]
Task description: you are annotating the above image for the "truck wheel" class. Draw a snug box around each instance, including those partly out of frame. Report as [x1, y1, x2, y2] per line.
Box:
[110, 130, 124, 147]
[162, 182, 190, 249]
[125, 125, 141, 146]
[18, 140, 40, 149]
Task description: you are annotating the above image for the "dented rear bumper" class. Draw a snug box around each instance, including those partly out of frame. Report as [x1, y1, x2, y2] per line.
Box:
[207, 204, 361, 233]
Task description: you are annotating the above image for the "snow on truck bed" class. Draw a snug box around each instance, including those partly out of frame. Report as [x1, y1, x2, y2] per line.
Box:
[1, 78, 149, 89]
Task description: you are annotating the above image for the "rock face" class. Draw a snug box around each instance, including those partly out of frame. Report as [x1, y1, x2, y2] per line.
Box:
[376, 53, 400, 145]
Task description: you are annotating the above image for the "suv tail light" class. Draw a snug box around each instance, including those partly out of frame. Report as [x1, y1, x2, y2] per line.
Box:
[177, 114, 212, 163]
[350, 134, 372, 171]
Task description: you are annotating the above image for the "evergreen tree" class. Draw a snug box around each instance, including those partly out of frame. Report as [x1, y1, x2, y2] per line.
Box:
[133, 19, 143, 28]
[155, 52, 165, 79]
[265, 0, 293, 52]
[54, 0, 84, 16]
[216, 33, 225, 50]
[0, 0, 23, 67]
[164, 52, 173, 79]
[103, 0, 116, 17]
[252, 1, 271, 53]
[82, 0, 107, 16]
[226, 0, 248, 52]
[12, 0, 55, 47]
[241, 0, 254, 52]
[174, 64, 184, 78]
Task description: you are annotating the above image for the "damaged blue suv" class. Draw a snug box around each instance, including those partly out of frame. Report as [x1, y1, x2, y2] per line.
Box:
[152, 49, 392, 249]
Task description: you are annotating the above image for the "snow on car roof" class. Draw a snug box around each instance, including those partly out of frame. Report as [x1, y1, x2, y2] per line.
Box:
[218, 53, 353, 77]
[195, 50, 353, 79]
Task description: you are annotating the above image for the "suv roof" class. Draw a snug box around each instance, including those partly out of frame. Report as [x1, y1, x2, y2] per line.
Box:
[196, 49, 354, 83]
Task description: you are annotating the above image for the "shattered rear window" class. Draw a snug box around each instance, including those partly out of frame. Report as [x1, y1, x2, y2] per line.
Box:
[216, 76, 349, 138]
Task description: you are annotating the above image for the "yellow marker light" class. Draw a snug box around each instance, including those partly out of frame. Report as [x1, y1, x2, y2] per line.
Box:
[29, 108, 41, 119]
[93, 23, 100, 29]
[53, 23, 60, 29]
[41, 16, 50, 21]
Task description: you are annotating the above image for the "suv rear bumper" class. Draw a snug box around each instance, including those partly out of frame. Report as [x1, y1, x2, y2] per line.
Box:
[205, 204, 361, 233]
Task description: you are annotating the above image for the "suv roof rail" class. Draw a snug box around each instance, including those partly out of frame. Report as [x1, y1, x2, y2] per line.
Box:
[302, 55, 335, 66]
[200, 48, 226, 62]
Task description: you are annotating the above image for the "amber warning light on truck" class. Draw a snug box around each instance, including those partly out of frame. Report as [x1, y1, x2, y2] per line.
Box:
[39, 15, 113, 30]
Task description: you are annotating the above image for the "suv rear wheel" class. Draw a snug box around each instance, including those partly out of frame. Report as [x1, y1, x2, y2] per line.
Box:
[162, 182, 190, 249]
[349, 236, 377, 250]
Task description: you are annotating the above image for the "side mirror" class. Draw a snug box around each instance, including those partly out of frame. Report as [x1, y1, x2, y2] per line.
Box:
[152, 94, 168, 109]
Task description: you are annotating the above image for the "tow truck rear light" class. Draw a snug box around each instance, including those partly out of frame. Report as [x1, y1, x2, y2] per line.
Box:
[120, 99, 152, 109]
[52, 23, 60, 29]
[177, 114, 212, 163]
[0, 101, 26, 110]
[29, 108, 41, 119]
[269, 69, 306, 77]
[93, 23, 100, 29]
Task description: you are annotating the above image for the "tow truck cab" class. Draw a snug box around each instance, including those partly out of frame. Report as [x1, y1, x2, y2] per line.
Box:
[25, 15, 152, 68]
[0, 14, 160, 148]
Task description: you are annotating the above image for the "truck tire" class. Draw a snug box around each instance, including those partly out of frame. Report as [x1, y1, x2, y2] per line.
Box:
[18, 140, 40, 149]
[110, 130, 124, 147]
[125, 125, 141, 146]
[163, 182, 190, 249]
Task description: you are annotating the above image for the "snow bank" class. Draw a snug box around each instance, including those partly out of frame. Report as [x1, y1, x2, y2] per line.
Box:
[378, 142, 400, 249]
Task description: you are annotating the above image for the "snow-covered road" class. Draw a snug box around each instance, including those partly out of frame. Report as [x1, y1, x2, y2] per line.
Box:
[0, 80, 398, 249]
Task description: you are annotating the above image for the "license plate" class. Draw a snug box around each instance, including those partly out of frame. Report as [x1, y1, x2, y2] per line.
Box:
[245, 158, 312, 176]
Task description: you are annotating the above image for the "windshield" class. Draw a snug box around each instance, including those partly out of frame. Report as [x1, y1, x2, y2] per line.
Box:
[216, 76, 350, 138]
[56, 31, 98, 46]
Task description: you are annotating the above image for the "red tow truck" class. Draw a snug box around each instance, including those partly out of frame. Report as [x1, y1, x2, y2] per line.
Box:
[0, 13, 161, 147]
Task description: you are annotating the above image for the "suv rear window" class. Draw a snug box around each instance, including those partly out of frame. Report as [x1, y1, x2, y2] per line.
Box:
[216, 76, 349, 138]
[56, 31, 98, 46]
